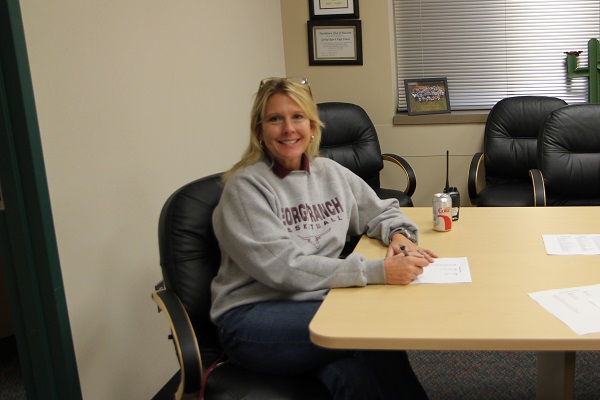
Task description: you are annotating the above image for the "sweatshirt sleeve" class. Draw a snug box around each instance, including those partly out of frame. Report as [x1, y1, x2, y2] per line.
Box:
[213, 173, 386, 292]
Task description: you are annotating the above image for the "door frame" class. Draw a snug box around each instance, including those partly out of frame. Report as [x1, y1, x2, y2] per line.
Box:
[0, 1, 81, 399]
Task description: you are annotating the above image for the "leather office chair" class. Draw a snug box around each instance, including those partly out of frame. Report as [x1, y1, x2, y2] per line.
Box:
[468, 96, 567, 206]
[530, 104, 600, 206]
[317, 102, 417, 255]
[317, 102, 416, 207]
[152, 173, 330, 400]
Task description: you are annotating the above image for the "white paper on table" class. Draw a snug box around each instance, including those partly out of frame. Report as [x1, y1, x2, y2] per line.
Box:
[528, 283, 600, 335]
[411, 257, 471, 284]
[542, 234, 600, 255]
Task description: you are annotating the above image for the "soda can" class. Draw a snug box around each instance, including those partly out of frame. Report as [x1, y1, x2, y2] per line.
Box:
[433, 193, 452, 232]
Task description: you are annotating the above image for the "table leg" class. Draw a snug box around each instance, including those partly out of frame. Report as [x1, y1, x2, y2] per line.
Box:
[536, 351, 575, 400]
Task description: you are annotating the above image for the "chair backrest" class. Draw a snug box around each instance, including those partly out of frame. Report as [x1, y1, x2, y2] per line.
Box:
[158, 173, 223, 361]
[484, 96, 567, 184]
[317, 102, 384, 191]
[538, 104, 600, 204]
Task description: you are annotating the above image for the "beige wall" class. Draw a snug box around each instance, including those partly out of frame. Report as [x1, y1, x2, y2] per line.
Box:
[281, 0, 485, 206]
[20, 1, 284, 399]
[17, 0, 485, 398]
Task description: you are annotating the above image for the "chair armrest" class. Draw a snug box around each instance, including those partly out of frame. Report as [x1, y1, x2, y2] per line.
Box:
[529, 169, 546, 207]
[468, 153, 484, 205]
[152, 289, 202, 400]
[382, 153, 417, 197]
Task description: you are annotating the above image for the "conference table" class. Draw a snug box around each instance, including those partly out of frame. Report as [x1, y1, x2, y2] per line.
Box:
[309, 206, 600, 400]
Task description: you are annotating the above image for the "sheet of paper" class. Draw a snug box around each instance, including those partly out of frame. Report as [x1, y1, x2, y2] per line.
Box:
[411, 257, 471, 284]
[542, 234, 600, 255]
[529, 284, 600, 335]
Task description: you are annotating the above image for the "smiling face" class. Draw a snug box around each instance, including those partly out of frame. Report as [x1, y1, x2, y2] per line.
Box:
[259, 93, 315, 171]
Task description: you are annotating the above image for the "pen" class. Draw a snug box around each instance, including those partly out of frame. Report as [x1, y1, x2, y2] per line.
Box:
[399, 244, 410, 256]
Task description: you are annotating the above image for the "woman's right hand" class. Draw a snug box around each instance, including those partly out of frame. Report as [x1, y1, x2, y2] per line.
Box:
[383, 252, 431, 285]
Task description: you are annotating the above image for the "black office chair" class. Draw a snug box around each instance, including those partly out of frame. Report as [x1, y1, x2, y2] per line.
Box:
[152, 173, 330, 400]
[317, 102, 417, 255]
[529, 104, 600, 206]
[317, 102, 416, 207]
[468, 96, 567, 206]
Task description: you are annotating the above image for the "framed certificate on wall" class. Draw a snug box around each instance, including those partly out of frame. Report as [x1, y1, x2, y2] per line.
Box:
[309, 0, 359, 20]
[307, 20, 363, 66]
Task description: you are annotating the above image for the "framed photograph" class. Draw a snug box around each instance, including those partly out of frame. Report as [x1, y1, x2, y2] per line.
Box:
[404, 77, 451, 115]
[307, 20, 363, 66]
[309, 0, 359, 20]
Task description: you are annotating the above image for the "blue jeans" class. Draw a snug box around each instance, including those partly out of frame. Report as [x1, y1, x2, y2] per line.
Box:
[217, 300, 428, 400]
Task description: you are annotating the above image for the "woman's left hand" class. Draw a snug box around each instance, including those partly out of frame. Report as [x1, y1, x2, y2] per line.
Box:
[386, 233, 438, 263]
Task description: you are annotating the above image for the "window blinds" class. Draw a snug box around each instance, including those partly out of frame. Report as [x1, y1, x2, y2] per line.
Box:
[393, 0, 600, 111]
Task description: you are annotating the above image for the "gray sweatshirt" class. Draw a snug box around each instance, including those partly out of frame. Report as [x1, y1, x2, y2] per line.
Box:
[210, 157, 418, 322]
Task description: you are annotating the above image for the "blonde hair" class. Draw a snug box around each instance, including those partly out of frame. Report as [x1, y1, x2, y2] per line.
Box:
[222, 78, 323, 181]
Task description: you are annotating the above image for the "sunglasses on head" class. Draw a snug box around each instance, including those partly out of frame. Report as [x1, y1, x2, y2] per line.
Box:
[258, 77, 312, 97]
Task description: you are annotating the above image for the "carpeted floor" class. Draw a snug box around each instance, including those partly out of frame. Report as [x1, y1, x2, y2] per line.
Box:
[409, 350, 600, 400]
[155, 350, 600, 399]
[0, 335, 26, 400]
[4, 334, 599, 400]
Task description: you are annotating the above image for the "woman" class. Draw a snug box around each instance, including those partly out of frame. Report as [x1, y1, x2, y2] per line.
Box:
[210, 77, 437, 399]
